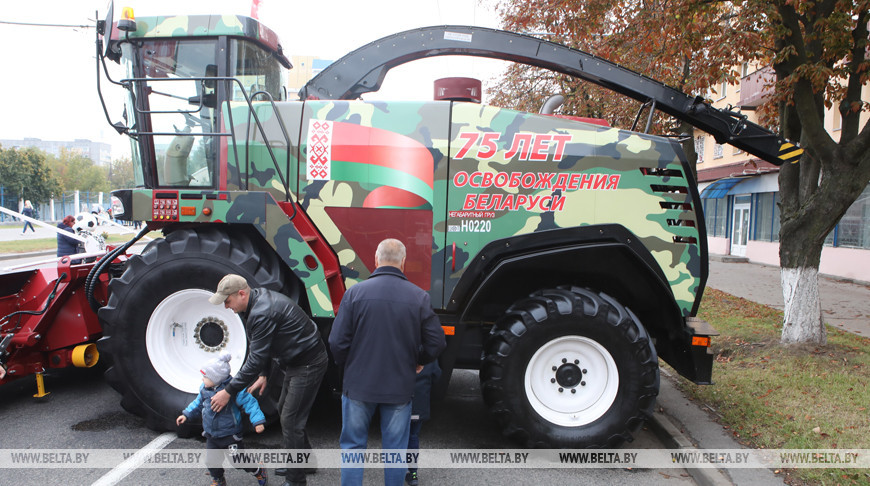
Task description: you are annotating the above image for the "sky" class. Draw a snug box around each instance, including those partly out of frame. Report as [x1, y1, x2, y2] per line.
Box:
[0, 0, 507, 159]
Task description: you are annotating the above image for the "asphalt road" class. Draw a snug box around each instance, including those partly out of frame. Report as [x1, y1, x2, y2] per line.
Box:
[0, 366, 695, 486]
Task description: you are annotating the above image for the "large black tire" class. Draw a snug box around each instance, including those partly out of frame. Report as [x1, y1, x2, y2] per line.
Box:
[480, 286, 659, 448]
[98, 227, 287, 431]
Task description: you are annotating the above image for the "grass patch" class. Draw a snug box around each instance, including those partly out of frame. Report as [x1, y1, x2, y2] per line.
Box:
[672, 288, 870, 485]
[0, 233, 159, 254]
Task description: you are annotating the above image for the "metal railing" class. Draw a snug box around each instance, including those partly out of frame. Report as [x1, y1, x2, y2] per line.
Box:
[121, 76, 296, 204]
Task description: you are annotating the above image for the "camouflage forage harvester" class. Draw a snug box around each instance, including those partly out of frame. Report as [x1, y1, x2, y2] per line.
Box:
[95, 10, 737, 447]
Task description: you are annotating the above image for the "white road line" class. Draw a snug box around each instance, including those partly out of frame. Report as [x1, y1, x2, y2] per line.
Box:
[91, 432, 177, 486]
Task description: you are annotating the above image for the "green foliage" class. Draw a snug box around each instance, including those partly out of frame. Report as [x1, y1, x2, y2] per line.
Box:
[46, 149, 111, 194]
[0, 144, 60, 204]
[107, 157, 136, 190]
[0, 232, 158, 253]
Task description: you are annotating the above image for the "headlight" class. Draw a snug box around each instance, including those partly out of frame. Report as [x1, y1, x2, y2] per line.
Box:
[111, 195, 125, 217]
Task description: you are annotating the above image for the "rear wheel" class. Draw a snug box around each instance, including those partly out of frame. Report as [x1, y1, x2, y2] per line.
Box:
[99, 227, 289, 431]
[480, 286, 659, 448]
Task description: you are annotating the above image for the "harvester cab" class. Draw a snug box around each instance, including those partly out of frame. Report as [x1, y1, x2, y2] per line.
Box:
[97, 4, 291, 194]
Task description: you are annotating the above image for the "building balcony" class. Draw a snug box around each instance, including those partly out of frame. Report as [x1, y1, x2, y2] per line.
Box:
[739, 66, 775, 109]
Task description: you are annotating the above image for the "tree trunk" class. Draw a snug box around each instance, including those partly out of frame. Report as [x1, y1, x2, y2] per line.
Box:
[780, 266, 825, 344]
[777, 158, 829, 346]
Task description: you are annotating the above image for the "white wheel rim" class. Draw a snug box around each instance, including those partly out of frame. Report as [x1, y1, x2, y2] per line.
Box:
[145, 289, 247, 393]
[524, 335, 619, 427]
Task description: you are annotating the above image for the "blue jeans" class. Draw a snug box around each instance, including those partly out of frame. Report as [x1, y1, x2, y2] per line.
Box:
[339, 395, 411, 486]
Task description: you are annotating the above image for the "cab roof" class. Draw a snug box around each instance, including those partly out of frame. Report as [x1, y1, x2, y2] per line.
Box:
[113, 14, 292, 68]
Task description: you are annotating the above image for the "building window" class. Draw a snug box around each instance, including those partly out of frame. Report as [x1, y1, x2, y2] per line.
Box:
[703, 198, 729, 237]
[713, 143, 724, 159]
[834, 184, 870, 249]
[752, 192, 780, 242]
[715, 81, 727, 100]
[695, 136, 706, 163]
[823, 184, 870, 249]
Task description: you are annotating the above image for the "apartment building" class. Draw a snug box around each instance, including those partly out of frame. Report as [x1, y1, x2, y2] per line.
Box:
[0, 138, 112, 166]
[695, 65, 870, 282]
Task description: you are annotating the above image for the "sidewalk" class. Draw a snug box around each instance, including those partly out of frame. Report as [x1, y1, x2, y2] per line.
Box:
[707, 255, 870, 337]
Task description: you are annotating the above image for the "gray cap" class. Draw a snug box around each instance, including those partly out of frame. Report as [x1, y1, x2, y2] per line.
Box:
[209, 274, 249, 305]
[200, 352, 232, 385]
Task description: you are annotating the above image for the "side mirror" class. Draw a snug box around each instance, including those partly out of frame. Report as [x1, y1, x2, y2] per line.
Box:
[189, 64, 218, 108]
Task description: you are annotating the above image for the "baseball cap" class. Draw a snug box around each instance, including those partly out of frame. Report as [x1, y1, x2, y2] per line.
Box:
[209, 274, 249, 305]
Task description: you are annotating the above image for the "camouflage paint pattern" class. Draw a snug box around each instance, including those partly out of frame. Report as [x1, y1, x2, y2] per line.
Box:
[113, 18, 703, 318]
[221, 99, 702, 316]
[128, 94, 703, 319]
[297, 101, 450, 303]
[445, 103, 702, 315]
[125, 187, 334, 317]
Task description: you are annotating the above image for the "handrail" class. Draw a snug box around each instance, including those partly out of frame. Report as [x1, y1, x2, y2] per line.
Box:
[120, 75, 294, 202]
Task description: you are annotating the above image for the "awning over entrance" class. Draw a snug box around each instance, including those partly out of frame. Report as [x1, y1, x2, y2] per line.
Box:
[700, 177, 747, 199]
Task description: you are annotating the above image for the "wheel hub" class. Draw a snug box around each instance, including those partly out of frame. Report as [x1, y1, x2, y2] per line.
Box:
[194, 317, 229, 352]
[555, 362, 584, 388]
[524, 335, 619, 426]
[146, 289, 246, 393]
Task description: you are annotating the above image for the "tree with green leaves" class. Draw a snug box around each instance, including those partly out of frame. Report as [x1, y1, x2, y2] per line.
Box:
[107, 157, 137, 190]
[492, 0, 870, 345]
[46, 149, 111, 194]
[0, 144, 60, 205]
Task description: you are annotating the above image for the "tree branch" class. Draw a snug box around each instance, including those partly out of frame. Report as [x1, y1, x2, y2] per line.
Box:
[776, 4, 838, 162]
[840, 8, 869, 144]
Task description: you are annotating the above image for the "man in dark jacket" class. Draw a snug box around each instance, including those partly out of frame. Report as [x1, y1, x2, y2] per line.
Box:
[329, 238, 446, 486]
[208, 274, 327, 486]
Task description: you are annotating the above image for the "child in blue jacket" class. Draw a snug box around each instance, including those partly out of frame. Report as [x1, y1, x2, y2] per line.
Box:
[177, 353, 268, 486]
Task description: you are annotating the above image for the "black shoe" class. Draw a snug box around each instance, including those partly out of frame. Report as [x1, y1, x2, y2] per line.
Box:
[405, 471, 418, 486]
[280, 481, 306, 486]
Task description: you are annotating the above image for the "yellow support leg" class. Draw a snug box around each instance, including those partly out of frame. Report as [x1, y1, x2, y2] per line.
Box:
[33, 371, 50, 399]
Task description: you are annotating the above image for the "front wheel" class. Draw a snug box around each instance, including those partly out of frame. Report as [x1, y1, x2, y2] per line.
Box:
[98, 227, 288, 431]
[480, 287, 659, 448]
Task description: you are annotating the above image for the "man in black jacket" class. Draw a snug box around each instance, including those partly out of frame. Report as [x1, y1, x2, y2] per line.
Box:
[208, 274, 327, 486]
[329, 238, 446, 486]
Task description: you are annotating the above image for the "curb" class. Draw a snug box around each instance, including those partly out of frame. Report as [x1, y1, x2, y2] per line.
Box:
[708, 254, 749, 264]
[649, 410, 733, 486]
[0, 249, 58, 262]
